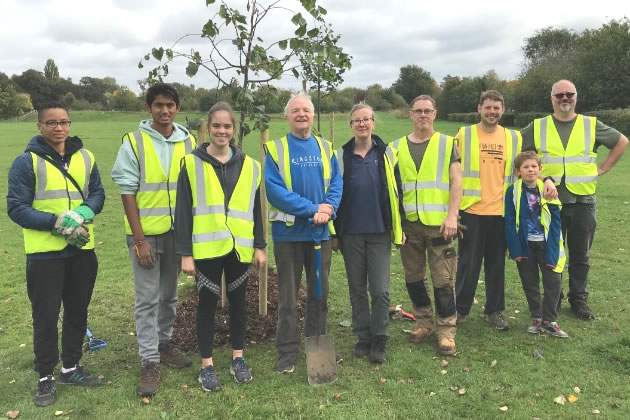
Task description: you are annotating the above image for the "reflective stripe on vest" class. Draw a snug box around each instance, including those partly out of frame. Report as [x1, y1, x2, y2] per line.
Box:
[124, 130, 194, 235]
[513, 179, 566, 273]
[390, 133, 452, 226]
[534, 115, 598, 195]
[336, 143, 403, 244]
[264, 135, 332, 225]
[459, 125, 521, 212]
[23, 149, 95, 254]
[187, 154, 260, 262]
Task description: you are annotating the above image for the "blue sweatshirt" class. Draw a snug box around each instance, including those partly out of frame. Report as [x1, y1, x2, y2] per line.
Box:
[265, 133, 343, 242]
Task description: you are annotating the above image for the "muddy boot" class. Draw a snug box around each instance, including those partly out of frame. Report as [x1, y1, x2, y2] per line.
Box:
[409, 304, 434, 343]
[437, 336, 456, 356]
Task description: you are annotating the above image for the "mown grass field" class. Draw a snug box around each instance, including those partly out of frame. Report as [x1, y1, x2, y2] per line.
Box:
[0, 111, 628, 419]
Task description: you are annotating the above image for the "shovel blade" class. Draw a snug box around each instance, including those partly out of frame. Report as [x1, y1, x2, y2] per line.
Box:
[305, 334, 337, 385]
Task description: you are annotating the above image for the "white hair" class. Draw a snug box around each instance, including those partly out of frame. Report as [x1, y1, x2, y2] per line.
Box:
[284, 92, 315, 116]
[551, 79, 576, 95]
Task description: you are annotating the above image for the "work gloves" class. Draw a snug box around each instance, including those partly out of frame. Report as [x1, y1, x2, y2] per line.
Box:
[52, 205, 94, 248]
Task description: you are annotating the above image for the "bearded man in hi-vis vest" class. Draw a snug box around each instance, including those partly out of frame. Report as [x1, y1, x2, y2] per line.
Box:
[521, 80, 628, 320]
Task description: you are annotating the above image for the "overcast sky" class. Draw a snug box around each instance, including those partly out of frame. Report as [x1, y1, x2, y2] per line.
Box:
[1, 0, 627, 94]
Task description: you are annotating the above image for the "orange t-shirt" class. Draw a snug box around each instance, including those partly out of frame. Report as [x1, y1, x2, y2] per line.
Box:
[456, 124, 506, 215]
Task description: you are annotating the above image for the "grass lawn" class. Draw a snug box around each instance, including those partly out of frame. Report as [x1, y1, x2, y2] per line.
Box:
[0, 111, 628, 419]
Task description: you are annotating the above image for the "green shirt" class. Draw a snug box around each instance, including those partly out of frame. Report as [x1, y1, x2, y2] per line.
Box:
[521, 115, 621, 204]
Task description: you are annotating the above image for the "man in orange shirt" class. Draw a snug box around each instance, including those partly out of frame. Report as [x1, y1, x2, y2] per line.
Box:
[455, 90, 526, 329]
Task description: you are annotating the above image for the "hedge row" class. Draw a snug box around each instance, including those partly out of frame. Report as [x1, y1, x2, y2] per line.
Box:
[447, 109, 630, 133]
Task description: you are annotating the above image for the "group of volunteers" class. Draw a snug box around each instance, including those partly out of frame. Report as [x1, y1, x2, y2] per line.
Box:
[7, 79, 627, 407]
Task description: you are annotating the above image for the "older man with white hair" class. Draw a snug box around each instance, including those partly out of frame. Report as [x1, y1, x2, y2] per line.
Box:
[264, 93, 343, 373]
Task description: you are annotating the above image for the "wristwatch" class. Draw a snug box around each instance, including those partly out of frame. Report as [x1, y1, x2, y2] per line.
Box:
[542, 176, 555, 183]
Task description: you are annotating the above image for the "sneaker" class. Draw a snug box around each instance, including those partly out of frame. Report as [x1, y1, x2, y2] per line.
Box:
[409, 326, 434, 343]
[368, 336, 387, 364]
[199, 366, 222, 392]
[230, 357, 252, 383]
[486, 312, 510, 330]
[438, 337, 456, 356]
[456, 312, 467, 325]
[527, 319, 542, 334]
[352, 341, 370, 358]
[159, 341, 192, 368]
[58, 364, 102, 387]
[540, 321, 569, 338]
[570, 300, 595, 320]
[34, 375, 56, 407]
[136, 362, 160, 397]
[276, 355, 296, 374]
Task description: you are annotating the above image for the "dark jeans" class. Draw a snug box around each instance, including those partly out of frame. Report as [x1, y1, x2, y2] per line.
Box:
[340, 233, 391, 342]
[26, 251, 98, 377]
[561, 203, 596, 303]
[516, 241, 562, 322]
[455, 212, 506, 315]
[195, 252, 249, 358]
[274, 240, 332, 357]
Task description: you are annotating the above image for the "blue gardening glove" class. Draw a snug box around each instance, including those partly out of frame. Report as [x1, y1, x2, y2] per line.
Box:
[66, 223, 90, 248]
[72, 205, 95, 223]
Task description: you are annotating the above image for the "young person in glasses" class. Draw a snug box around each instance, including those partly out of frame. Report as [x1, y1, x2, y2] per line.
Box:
[332, 103, 403, 363]
[520, 79, 628, 320]
[389, 95, 462, 356]
[7, 102, 105, 407]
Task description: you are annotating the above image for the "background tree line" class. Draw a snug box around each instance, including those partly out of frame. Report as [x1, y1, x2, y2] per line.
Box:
[1, 17, 629, 120]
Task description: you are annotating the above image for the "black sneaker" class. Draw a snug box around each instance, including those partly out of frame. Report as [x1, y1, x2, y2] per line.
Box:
[486, 312, 510, 330]
[230, 357, 252, 383]
[34, 375, 56, 407]
[570, 301, 595, 320]
[352, 341, 370, 358]
[540, 321, 569, 338]
[368, 336, 387, 364]
[58, 364, 102, 387]
[276, 355, 296, 374]
[198, 366, 222, 392]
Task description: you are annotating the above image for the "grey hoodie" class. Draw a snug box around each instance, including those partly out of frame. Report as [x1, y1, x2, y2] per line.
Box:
[111, 120, 192, 194]
[174, 143, 266, 257]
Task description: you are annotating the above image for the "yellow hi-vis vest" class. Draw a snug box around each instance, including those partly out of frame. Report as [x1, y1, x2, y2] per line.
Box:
[123, 130, 194, 235]
[458, 125, 522, 211]
[23, 149, 95, 254]
[184, 154, 261, 263]
[389, 133, 453, 226]
[533, 115, 598, 195]
[513, 179, 566, 273]
[264, 135, 336, 235]
[335, 145, 403, 245]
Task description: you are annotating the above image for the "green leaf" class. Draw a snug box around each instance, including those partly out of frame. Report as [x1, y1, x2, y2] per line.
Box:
[219, 4, 228, 19]
[278, 39, 288, 50]
[291, 13, 302, 26]
[137, 61, 144, 69]
[307, 28, 319, 38]
[185, 61, 199, 77]
[166, 49, 174, 60]
[151, 47, 164, 61]
[144, 54, 150, 61]
[202, 20, 217, 37]
[295, 25, 306, 37]
[292, 68, 300, 79]
[206, 0, 216, 4]
[318, 6, 327, 15]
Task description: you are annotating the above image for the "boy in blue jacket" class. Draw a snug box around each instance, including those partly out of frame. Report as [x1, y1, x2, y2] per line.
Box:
[505, 151, 568, 338]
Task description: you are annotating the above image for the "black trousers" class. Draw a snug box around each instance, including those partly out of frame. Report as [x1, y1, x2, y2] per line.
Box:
[561, 203, 597, 304]
[26, 251, 98, 377]
[195, 251, 249, 359]
[455, 212, 506, 316]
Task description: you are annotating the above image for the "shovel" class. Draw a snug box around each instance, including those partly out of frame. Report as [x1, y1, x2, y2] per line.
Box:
[305, 220, 337, 386]
[86, 328, 107, 351]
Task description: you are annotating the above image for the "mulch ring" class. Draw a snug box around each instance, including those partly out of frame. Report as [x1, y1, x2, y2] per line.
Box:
[171, 266, 306, 353]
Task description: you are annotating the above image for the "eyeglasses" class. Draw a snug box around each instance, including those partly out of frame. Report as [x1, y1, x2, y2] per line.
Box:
[552, 92, 576, 100]
[350, 117, 373, 126]
[410, 109, 434, 115]
[41, 120, 71, 128]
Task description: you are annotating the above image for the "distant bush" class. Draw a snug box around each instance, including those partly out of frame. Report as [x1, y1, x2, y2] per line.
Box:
[446, 112, 515, 126]
[585, 109, 630, 135]
[71, 99, 104, 111]
[514, 112, 547, 128]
